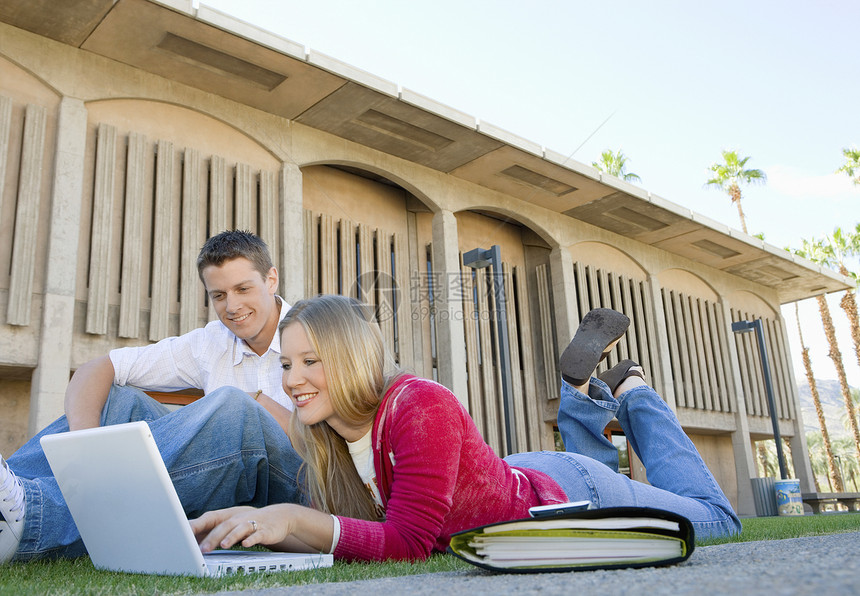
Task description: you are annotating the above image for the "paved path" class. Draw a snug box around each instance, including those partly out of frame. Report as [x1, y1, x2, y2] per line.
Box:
[223, 532, 860, 596]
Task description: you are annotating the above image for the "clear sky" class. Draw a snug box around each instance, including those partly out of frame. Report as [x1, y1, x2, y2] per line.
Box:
[201, 0, 859, 389]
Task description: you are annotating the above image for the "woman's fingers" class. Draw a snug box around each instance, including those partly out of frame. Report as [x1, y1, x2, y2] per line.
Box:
[190, 507, 257, 552]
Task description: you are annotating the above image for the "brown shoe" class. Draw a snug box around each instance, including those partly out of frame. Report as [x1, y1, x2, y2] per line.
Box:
[598, 359, 645, 393]
[559, 309, 630, 386]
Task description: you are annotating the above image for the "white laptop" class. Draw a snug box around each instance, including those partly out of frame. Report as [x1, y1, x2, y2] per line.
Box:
[40, 421, 333, 577]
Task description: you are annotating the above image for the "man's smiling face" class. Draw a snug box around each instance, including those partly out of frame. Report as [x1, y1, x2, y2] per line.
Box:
[201, 257, 279, 356]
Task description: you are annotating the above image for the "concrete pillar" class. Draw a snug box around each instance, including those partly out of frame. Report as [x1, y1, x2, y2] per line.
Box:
[431, 209, 468, 401]
[719, 299, 758, 517]
[279, 162, 303, 305]
[28, 97, 88, 435]
[645, 274, 678, 411]
[548, 246, 577, 355]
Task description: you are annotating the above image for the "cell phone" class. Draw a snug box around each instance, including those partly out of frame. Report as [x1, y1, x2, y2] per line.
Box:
[528, 500, 593, 518]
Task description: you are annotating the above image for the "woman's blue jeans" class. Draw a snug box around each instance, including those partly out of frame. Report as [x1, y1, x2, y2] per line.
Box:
[504, 378, 741, 541]
[8, 385, 303, 561]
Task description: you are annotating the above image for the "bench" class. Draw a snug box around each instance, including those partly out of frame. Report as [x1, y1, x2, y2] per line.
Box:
[801, 492, 860, 514]
[145, 389, 204, 407]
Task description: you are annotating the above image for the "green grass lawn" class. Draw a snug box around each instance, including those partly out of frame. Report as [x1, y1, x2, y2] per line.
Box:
[2, 513, 859, 596]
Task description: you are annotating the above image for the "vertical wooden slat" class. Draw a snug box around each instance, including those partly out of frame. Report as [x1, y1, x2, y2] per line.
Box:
[705, 301, 729, 413]
[714, 305, 735, 413]
[149, 139, 175, 341]
[597, 267, 611, 310]
[303, 209, 317, 296]
[179, 148, 203, 334]
[730, 308, 752, 415]
[696, 298, 718, 411]
[340, 219, 357, 297]
[744, 309, 764, 417]
[118, 133, 146, 338]
[738, 309, 763, 416]
[488, 265, 508, 454]
[394, 231, 414, 370]
[0, 96, 11, 211]
[536, 264, 558, 401]
[85, 123, 117, 335]
[681, 294, 706, 410]
[768, 317, 791, 419]
[476, 270, 501, 453]
[358, 224, 375, 310]
[574, 261, 589, 325]
[620, 275, 639, 363]
[376, 230, 395, 353]
[585, 264, 600, 314]
[259, 170, 278, 270]
[209, 155, 229, 235]
[591, 267, 624, 375]
[664, 289, 686, 407]
[319, 213, 336, 294]
[633, 281, 657, 389]
[504, 264, 528, 452]
[406, 213, 428, 377]
[234, 163, 256, 232]
[7, 104, 47, 325]
[515, 265, 541, 451]
[608, 272, 629, 363]
[461, 265, 484, 433]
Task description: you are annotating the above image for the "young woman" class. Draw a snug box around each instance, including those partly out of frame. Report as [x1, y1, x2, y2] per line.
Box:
[191, 295, 740, 561]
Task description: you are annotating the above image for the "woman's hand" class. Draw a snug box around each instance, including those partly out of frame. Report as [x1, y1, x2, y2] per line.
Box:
[190, 504, 335, 554]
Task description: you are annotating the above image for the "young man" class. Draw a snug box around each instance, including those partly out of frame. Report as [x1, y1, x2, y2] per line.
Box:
[0, 230, 302, 564]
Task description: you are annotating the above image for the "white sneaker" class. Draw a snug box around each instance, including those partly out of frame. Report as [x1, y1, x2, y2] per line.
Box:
[0, 456, 25, 564]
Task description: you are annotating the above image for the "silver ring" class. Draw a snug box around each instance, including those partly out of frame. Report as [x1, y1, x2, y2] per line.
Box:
[249, 519, 258, 533]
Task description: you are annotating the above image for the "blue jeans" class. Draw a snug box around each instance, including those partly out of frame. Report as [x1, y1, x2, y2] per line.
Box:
[8, 385, 303, 561]
[505, 378, 741, 541]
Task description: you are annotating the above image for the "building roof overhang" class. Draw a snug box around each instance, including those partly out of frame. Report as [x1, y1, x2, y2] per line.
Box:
[0, 0, 851, 303]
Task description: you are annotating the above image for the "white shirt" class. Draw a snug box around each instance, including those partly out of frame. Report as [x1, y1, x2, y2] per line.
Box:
[110, 297, 292, 409]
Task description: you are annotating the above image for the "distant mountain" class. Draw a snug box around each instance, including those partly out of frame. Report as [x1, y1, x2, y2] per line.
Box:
[796, 379, 858, 439]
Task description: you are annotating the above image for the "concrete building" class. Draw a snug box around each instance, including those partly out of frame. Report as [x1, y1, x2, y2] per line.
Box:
[0, 0, 851, 516]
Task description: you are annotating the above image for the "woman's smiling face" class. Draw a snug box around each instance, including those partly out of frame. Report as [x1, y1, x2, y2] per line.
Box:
[280, 322, 364, 441]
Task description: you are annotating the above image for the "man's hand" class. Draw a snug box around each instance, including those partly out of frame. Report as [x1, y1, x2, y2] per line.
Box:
[64, 355, 116, 431]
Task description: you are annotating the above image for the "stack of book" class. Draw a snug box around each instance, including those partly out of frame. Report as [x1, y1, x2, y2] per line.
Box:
[448, 506, 694, 573]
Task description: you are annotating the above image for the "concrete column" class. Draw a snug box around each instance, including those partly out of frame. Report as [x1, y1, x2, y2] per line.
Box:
[719, 299, 758, 517]
[431, 209, 468, 401]
[548, 246, 577, 355]
[28, 97, 88, 435]
[279, 162, 304, 305]
[645, 274, 678, 411]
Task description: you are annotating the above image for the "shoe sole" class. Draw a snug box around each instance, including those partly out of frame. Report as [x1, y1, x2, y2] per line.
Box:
[560, 308, 630, 386]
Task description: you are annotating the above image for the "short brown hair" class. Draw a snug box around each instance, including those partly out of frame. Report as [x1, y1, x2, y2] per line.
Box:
[196, 230, 273, 280]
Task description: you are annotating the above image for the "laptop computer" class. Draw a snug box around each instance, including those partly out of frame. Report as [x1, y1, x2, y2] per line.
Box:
[40, 420, 333, 577]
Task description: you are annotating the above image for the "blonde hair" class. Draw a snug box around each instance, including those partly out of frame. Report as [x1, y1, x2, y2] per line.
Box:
[280, 295, 397, 520]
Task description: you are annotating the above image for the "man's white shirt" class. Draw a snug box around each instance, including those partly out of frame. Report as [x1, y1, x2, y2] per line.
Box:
[110, 297, 292, 409]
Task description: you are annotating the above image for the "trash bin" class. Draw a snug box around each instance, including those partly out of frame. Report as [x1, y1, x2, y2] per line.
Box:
[774, 478, 804, 516]
[751, 477, 777, 516]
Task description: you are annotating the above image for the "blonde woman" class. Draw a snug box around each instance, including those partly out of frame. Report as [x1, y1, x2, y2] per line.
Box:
[192, 295, 739, 561]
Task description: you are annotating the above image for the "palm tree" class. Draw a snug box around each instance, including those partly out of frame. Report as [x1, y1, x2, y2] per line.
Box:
[823, 226, 860, 379]
[797, 237, 860, 473]
[705, 149, 766, 234]
[842, 388, 860, 446]
[795, 302, 843, 490]
[806, 432, 830, 491]
[837, 147, 860, 185]
[832, 436, 860, 492]
[592, 149, 641, 183]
